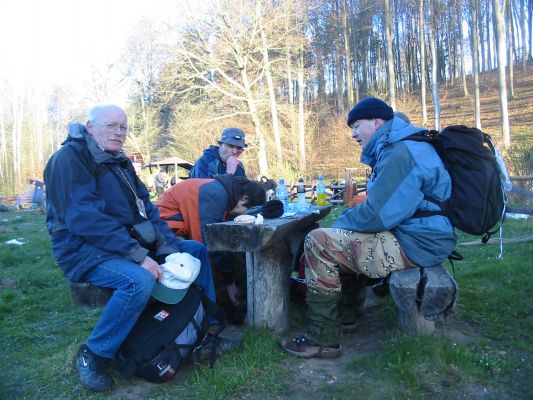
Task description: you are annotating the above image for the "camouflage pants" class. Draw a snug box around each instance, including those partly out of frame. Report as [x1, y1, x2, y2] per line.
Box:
[304, 228, 413, 296]
[303, 228, 414, 345]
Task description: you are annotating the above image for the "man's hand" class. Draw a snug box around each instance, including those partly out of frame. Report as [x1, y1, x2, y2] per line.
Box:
[141, 256, 163, 281]
[226, 155, 241, 175]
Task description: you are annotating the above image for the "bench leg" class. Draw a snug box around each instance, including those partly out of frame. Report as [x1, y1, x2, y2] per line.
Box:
[246, 243, 292, 333]
[245, 226, 315, 333]
[389, 266, 458, 335]
[389, 268, 435, 335]
[396, 299, 435, 335]
[70, 282, 114, 307]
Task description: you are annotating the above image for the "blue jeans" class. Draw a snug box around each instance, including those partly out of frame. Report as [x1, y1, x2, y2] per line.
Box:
[83, 240, 216, 359]
[175, 240, 216, 302]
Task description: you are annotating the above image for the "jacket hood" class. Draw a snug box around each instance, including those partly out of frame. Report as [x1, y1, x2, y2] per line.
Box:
[64, 123, 87, 143]
[203, 145, 221, 159]
[361, 117, 427, 167]
[63, 122, 128, 164]
[387, 117, 427, 143]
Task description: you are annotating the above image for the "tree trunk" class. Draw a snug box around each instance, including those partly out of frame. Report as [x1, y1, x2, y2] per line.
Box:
[428, 2, 440, 130]
[470, 0, 482, 129]
[460, 19, 469, 98]
[259, 23, 283, 164]
[493, 0, 511, 149]
[393, 0, 403, 92]
[385, 0, 396, 109]
[11, 93, 23, 188]
[240, 67, 269, 175]
[506, 0, 515, 99]
[297, 47, 306, 173]
[529, 0, 533, 61]
[419, 0, 428, 124]
[520, 0, 528, 69]
[342, 0, 354, 106]
[0, 110, 6, 184]
[335, 0, 344, 114]
[286, 27, 294, 104]
[485, 3, 492, 71]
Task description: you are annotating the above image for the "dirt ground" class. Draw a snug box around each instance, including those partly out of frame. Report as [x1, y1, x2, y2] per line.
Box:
[112, 289, 528, 400]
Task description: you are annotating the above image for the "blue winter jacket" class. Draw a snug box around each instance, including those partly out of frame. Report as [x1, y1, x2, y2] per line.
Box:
[189, 145, 246, 178]
[44, 124, 180, 282]
[333, 117, 456, 267]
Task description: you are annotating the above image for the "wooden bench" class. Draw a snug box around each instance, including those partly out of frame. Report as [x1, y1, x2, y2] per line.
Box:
[70, 282, 113, 307]
[389, 265, 458, 335]
[206, 205, 332, 333]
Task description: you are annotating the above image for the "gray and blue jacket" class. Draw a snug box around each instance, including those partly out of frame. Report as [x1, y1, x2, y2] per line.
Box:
[189, 145, 246, 178]
[44, 124, 180, 282]
[333, 117, 456, 267]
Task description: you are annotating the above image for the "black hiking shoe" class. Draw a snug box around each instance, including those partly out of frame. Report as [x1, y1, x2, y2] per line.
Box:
[76, 344, 114, 392]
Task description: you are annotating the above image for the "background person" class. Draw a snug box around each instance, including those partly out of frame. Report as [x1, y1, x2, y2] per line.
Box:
[189, 127, 247, 178]
[44, 104, 216, 392]
[280, 97, 456, 359]
[154, 169, 167, 197]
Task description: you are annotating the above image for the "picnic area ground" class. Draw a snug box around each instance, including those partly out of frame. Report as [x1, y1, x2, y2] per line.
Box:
[0, 209, 531, 399]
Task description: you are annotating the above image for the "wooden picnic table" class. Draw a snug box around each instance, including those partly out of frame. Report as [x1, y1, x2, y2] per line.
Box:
[206, 205, 332, 333]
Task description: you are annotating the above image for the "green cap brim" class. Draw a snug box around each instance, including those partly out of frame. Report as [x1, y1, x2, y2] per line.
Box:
[151, 283, 187, 304]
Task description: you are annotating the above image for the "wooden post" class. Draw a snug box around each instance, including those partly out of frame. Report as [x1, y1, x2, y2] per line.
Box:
[344, 169, 353, 204]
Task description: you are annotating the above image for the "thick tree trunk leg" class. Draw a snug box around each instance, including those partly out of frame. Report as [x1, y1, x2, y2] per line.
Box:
[419, 266, 458, 318]
[246, 242, 292, 332]
[389, 268, 435, 335]
[70, 282, 113, 307]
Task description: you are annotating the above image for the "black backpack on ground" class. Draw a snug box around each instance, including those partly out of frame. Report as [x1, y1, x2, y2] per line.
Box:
[405, 125, 507, 242]
[116, 284, 226, 383]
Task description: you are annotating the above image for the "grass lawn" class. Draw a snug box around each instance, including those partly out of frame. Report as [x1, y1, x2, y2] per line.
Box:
[0, 209, 531, 399]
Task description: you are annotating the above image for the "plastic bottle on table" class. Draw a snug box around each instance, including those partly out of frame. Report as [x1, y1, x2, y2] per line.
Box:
[275, 178, 289, 212]
[316, 175, 327, 206]
[296, 176, 306, 210]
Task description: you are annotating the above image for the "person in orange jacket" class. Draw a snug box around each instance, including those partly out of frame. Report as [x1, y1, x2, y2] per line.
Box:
[156, 175, 266, 323]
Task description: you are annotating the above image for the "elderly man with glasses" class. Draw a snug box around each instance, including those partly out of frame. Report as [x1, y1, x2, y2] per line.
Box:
[44, 104, 216, 392]
[189, 127, 247, 178]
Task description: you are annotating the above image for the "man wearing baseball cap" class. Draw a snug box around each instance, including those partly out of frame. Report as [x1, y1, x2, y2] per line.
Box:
[280, 97, 456, 359]
[189, 127, 247, 178]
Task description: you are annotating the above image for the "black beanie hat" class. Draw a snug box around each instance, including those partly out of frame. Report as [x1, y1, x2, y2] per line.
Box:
[260, 200, 284, 219]
[346, 97, 394, 127]
[244, 200, 284, 219]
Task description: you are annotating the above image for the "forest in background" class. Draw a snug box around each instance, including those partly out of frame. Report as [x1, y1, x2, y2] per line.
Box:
[1, 0, 532, 196]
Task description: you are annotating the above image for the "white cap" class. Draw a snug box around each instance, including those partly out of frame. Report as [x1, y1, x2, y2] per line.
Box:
[151, 252, 201, 304]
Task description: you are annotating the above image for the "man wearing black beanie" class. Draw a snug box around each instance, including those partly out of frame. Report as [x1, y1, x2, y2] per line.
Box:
[280, 97, 456, 358]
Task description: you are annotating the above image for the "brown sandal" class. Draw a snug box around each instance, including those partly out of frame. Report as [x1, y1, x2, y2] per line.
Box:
[279, 334, 341, 359]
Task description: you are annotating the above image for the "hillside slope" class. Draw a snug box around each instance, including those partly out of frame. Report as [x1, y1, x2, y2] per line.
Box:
[308, 63, 533, 179]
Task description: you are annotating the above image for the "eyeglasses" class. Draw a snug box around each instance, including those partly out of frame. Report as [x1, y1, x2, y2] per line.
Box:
[91, 121, 128, 134]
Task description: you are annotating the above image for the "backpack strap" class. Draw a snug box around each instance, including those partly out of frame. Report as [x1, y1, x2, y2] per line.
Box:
[401, 132, 448, 220]
[412, 195, 445, 218]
